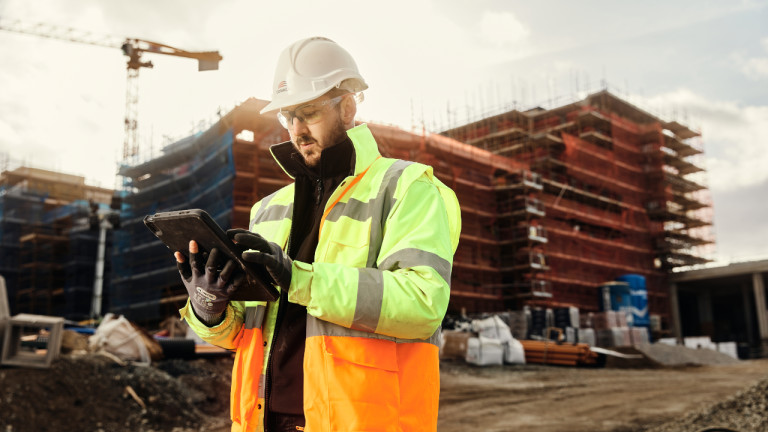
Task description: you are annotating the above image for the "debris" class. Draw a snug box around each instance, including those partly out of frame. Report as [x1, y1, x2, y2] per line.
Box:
[97, 349, 128, 366]
[646, 375, 768, 432]
[88, 313, 162, 364]
[124, 385, 147, 410]
[0, 352, 233, 431]
[61, 329, 89, 353]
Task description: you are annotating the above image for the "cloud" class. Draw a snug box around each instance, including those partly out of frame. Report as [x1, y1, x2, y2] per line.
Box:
[636, 89, 768, 193]
[632, 87, 768, 262]
[737, 36, 768, 79]
[479, 11, 529, 47]
[710, 176, 768, 262]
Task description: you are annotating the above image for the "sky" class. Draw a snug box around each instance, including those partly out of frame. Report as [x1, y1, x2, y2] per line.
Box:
[0, 0, 767, 263]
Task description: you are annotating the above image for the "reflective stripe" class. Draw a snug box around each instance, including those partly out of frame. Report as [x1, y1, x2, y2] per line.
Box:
[350, 268, 384, 333]
[249, 192, 293, 230]
[367, 160, 412, 267]
[244, 305, 266, 329]
[249, 193, 275, 231]
[324, 160, 413, 268]
[378, 248, 453, 285]
[307, 316, 441, 348]
[324, 160, 412, 225]
[424, 327, 441, 347]
[258, 373, 265, 398]
[252, 203, 292, 227]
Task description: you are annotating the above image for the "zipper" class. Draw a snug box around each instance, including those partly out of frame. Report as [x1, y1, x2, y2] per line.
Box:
[315, 178, 323, 205]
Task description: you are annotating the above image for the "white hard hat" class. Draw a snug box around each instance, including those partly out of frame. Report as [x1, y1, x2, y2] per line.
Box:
[260, 37, 368, 115]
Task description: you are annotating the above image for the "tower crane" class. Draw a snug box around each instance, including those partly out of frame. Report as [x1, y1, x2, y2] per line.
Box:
[0, 18, 223, 160]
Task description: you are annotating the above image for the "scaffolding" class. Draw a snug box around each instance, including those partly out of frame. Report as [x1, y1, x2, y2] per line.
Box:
[0, 167, 113, 319]
[113, 99, 290, 323]
[114, 91, 712, 327]
[441, 90, 713, 322]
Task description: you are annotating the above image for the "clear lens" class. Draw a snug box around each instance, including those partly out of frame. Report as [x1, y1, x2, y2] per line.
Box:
[277, 112, 289, 129]
[276, 95, 346, 130]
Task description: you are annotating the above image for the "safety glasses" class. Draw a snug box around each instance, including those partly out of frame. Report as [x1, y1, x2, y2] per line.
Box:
[277, 95, 345, 129]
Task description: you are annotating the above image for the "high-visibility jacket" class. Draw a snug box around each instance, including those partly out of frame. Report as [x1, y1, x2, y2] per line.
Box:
[181, 124, 461, 431]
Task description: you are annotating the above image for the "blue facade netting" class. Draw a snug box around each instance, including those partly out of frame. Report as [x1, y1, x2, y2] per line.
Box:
[62, 227, 112, 320]
[0, 177, 112, 318]
[111, 129, 236, 322]
[43, 199, 94, 224]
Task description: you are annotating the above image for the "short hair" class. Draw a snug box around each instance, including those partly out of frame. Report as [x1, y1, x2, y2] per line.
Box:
[327, 78, 361, 98]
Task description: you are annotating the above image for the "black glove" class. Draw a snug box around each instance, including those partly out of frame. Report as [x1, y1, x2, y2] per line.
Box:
[176, 245, 240, 325]
[227, 228, 293, 291]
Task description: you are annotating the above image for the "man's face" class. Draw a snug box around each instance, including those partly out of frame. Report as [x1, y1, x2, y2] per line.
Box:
[280, 95, 349, 167]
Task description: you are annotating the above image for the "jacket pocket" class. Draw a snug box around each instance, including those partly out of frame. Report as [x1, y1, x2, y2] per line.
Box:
[321, 218, 371, 268]
[231, 328, 264, 428]
[321, 335, 400, 431]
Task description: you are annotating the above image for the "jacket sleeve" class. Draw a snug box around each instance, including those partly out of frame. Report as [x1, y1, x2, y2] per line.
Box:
[178, 198, 272, 350]
[179, 300, 247, 350]
[288, 173, 461, 340]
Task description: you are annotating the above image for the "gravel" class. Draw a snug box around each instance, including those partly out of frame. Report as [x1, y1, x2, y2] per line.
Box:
[643, 375, 768, 432]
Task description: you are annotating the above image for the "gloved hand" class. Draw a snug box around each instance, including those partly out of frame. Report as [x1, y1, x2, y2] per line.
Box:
[227, 229, 293, 291]
[175, 240, 240, 325]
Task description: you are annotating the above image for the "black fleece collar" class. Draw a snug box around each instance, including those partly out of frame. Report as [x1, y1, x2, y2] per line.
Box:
[270, 135, 355, 180]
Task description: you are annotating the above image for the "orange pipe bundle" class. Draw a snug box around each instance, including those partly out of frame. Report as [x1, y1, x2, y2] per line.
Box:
[520, 340, 597, 366]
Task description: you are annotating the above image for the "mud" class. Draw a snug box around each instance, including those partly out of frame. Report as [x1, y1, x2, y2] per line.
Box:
[1, 350, 766, 431]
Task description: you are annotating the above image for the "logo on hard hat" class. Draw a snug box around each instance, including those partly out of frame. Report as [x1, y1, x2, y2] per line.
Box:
[276, 80, 288, 94]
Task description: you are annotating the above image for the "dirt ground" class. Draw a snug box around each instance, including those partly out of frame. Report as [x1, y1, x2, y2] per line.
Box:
[438, 358, 768, 432]
[1, 349, 767, 431]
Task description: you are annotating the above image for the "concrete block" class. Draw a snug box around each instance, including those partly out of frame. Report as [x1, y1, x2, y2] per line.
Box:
[2, 313, 65, 368]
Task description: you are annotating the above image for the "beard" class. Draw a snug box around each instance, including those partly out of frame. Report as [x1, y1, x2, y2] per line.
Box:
[294, 114, 348, 167]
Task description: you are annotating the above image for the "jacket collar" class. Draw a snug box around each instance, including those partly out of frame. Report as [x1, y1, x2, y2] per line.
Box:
[270, 124, 381, 179]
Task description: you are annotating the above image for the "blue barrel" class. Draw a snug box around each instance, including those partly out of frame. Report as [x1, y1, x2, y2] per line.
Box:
[616, 274, 649, 326]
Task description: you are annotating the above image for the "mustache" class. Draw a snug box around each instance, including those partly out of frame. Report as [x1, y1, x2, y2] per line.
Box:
[295, 135, 314, 146]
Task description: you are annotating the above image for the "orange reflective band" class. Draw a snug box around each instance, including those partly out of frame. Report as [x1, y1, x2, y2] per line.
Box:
[319, 156, 381, 235]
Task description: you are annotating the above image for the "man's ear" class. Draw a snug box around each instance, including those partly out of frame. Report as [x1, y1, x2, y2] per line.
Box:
[340, 95, 357, 126]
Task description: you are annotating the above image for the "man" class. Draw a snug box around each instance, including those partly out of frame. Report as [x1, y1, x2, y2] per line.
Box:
[175, 37, 461, 431]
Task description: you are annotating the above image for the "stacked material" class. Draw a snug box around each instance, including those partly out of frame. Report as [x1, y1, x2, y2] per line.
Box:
[496, 310, 528, 340]
[578, 328, 596, 346]
[440, 317, 527, 366]
[471, 315, 526, 365]
[592, 310, 624, 329]
[465, 336, 504, 366]
[528, 308, 552, 338]
[440, 330, 473, 360]
[520, 340, 597, 366]
[589, 309, 650, 348]
[596, 327, 631, 347]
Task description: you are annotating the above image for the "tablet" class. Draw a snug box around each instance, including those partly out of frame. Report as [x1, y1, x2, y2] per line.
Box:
[143, 209, 279, 302]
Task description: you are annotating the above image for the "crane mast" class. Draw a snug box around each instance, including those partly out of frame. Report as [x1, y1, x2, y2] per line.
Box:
[0, 19, 223, 160]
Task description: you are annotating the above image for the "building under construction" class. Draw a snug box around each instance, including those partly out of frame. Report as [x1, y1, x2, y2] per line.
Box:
[442, 90, 712, 326]
[113, 91, 712, 330]
[0, 167, 114, 319]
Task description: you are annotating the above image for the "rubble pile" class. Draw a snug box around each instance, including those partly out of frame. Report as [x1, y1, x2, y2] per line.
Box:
[646, 375, 768, 432]
[0, 353, 233, 432]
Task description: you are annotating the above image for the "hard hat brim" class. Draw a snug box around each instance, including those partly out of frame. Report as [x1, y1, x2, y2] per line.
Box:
[259, 92, 322, 115]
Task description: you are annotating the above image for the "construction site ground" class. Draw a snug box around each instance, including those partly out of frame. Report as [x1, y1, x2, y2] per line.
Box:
[1, 347, 767, 432]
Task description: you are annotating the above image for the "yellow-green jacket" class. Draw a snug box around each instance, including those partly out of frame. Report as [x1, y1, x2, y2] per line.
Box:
[181, 124, 461, 431]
